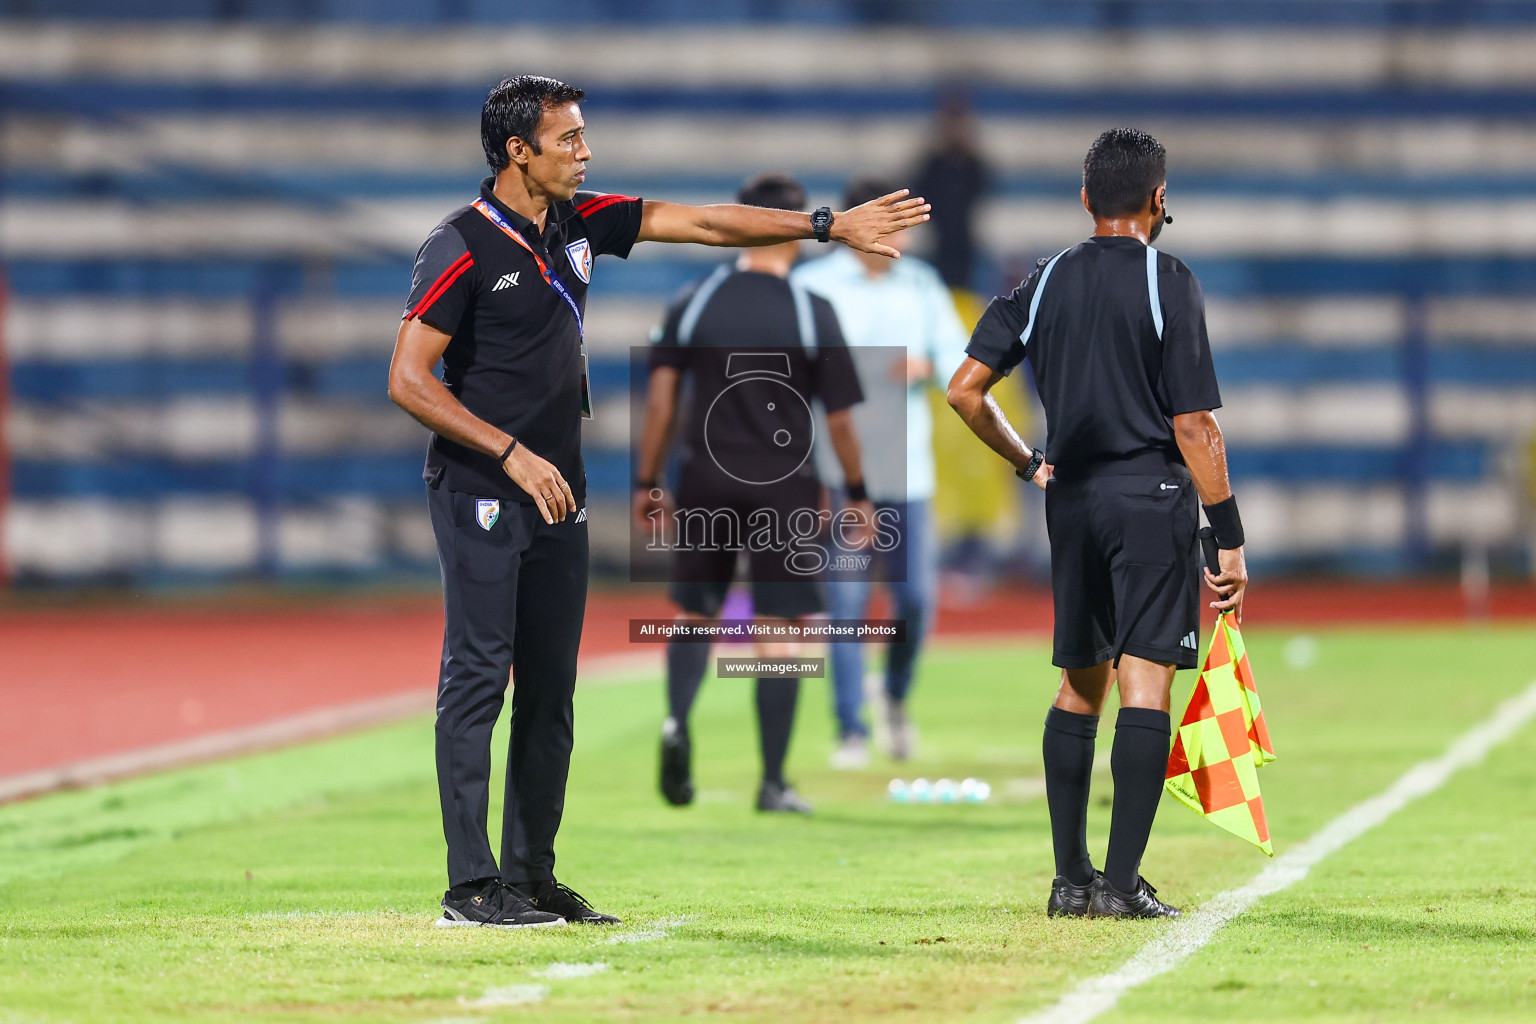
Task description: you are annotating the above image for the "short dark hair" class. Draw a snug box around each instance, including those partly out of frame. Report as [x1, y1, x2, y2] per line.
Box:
[736, 172, 806, 212]
[842, 173, 897, 211]
[481, 75, 585, 171]
[1082, 128, 1167, 219]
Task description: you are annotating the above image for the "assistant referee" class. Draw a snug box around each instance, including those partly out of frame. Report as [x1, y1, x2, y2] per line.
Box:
[388, 75, 927, 929]
[947, 129, 1248, 920]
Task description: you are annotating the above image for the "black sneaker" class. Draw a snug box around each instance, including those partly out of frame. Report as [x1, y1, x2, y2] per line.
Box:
[756, 780, 813, 814]
[1047, 871, 1102, 918]
[437, 879, 565, 929]
[515, 880, 622, 925]
[659, 717, 694, 806]
[1088, 876, 1182, 920]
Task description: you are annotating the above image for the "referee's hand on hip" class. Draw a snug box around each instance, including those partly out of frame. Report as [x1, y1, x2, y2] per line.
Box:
[502, 444, 576, 524]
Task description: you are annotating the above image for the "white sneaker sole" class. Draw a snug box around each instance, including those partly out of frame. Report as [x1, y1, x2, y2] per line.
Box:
[435, 914, 567, 929]
[829, 748, 870, 770]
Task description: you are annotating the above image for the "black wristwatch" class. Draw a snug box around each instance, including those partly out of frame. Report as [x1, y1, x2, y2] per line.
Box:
[1016, 448, 1045, 482]
[810, 207, 834, 243]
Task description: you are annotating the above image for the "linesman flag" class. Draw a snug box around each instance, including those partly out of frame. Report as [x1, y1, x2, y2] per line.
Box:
[1165, 610, 1276, 854]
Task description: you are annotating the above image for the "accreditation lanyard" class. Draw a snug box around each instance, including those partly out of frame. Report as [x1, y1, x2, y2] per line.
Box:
[473, 198, 584, 338]
[474, 197, 593, 418]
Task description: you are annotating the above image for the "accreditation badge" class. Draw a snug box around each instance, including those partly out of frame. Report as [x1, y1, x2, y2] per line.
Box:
[580, 345, 594, 420]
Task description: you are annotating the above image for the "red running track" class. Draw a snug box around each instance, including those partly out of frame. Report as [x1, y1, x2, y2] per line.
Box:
[2, 582, 1533, 786]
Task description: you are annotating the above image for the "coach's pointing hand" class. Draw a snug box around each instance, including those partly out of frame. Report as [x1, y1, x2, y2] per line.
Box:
[1204, 546, 1248, 623]
[834, 190, 931, 259]
[503, 443, 575, 524]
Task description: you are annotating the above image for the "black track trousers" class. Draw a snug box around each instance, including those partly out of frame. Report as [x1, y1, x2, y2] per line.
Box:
[427, 483, 588, 887]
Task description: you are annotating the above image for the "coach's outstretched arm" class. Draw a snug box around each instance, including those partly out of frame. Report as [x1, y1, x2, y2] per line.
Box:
[1173, 410, 1249, 622]
[637, 190, 930, 259]
[945, 357, 1052, 490]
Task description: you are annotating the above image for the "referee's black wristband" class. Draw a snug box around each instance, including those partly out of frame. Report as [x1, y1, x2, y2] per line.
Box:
[497, 437, 518, 464]
[1202, 495, 1245, 549]
[845, 480, 868, 503]
[634, 478, 659, 491]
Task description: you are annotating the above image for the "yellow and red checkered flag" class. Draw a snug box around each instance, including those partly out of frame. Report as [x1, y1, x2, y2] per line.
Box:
[1165, 610, 1276, 854]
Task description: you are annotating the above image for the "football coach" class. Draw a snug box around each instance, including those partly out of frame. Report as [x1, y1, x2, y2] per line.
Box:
[947, 129, 1247, 920]
[388, 75, 928, 929]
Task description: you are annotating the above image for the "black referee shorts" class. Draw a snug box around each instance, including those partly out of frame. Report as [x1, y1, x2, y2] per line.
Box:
[668, 461, 826, 621]
[1045, 467, 1201, 670]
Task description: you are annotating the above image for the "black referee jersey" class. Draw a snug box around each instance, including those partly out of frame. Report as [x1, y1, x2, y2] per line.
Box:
[968, 235, 1222, 669]
[966, 236, 1221, 474]
[403, 177, 643, 504]
[649, 266, 863, 612]
[650, 267, 864, 483]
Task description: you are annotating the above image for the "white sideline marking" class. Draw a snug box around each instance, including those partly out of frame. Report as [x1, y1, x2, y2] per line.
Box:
[536, 961, 609, 980]
[1018, 676, 1536, 1024]
[604, 915, 687, 945]
[469, 983, 548, 1007]
[0, 651, 660, 804]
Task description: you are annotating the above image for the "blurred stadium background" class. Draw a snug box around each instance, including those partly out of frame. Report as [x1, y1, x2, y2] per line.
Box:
[4, 1, 1536, 782]
[6, 0, 1536, 588]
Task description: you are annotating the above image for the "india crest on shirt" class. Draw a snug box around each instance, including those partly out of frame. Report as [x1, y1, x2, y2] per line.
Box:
[564, 238, 593, 284]
[475, 498, 500, 531]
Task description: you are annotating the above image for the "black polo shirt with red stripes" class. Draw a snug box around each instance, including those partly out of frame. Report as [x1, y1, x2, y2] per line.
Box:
[403, 177, 643, 503]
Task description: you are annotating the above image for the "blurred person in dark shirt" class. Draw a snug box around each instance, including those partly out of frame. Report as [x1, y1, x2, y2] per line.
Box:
[914, 93, 991, 292]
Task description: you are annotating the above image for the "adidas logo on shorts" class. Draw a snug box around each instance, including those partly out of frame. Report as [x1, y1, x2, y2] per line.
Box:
[1180, 630, 1198, 650]
[574, 507, 587, 523]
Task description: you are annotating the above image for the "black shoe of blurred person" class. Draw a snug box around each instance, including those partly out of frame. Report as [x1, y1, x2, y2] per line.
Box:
[1088, 876, 1181, 919]
[1046, 871, 1102, 918]
[436, 878, 565, 928]
[514, 879, 622, 925]
[659, 717, 694, 806]
[756, 780, 812, 814]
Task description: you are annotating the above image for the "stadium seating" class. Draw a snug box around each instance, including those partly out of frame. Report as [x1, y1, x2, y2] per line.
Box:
[3, 6, 1536, 581]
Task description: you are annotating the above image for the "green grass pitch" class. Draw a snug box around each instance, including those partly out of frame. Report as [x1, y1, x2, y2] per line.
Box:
[2, 625, 1535, 1023]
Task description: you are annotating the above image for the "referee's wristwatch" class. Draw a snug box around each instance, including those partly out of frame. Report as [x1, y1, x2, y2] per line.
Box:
[1016, 448, 1045, 482]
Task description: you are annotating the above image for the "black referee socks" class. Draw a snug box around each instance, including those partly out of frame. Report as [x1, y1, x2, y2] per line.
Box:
[1104, 707, 1173, 895]
[1043, 706, 1100, 887]
[665, 640, 711, 732]
[755, 677, 800, 787]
